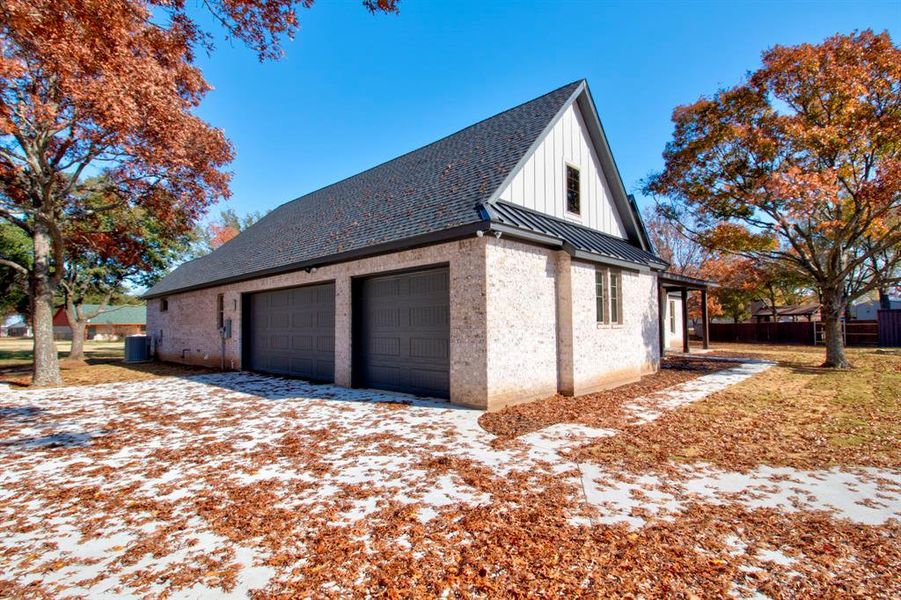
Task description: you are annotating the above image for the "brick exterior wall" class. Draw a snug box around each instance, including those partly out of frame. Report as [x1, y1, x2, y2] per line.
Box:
[569, 261, 660, 395]
[148, 236, 662, 410]
[484, 238, 560, 408]
[148, 237, 489, 408]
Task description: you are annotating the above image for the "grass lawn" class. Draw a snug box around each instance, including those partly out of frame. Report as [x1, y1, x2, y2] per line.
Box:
[576, 343, 901, 471]
[0, 337, 213, 387]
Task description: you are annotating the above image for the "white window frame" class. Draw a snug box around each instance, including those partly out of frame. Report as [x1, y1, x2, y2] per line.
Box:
[609, 268, 623, 325]
[595, 267, 608, 324]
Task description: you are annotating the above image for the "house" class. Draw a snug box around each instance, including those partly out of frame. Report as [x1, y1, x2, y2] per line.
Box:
[2, 318, 31, 337]
[146, 80, 712, 410]
[52, 304, 147, 341]
[751, 303, 821, 323]
[850, 296, 901, 321]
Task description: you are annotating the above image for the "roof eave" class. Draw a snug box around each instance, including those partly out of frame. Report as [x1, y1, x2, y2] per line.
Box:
[143, 220, 489, 299]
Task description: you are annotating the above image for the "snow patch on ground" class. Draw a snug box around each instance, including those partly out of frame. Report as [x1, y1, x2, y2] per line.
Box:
[580, 464, 901, 527]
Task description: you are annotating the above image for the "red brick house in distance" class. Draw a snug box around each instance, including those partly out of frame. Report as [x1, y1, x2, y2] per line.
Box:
[52, 305, 147, 341]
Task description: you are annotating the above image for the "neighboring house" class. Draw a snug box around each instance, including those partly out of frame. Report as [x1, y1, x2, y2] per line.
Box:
[52, 305, 147, 341]
[752, 303, 821, 323]
[2, 319, 31, 337]
[850, 297, 901, 321]
[146, 80, 705, 411]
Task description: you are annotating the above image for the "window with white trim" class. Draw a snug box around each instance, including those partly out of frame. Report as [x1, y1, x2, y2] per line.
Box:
[609, 269, 622, 324]
[595, 268, 608, 323]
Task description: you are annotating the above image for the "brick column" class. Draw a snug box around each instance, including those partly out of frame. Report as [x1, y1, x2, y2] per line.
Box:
[554, 251, 574, 396]
[333, 275, 353, 387]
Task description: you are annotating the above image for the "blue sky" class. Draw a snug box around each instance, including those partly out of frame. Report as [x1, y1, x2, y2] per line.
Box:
[192, 0, 899, 221]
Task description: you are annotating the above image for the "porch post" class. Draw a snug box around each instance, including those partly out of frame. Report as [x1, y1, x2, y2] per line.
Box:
[701, 288, 710, 350]
[658, 281, 667, 359]
[681, 287, 690, 354]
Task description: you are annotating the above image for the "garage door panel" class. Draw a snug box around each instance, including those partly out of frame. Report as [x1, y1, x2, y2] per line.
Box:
[409, 368, 449, 392]
[316, 336, 334, 352]
[370, 336, 401, 357]
[357, 267, 450, 399]
[409, 337, 447, 359]
[291, 335, 313, 351]
[248, 282, 335, 383]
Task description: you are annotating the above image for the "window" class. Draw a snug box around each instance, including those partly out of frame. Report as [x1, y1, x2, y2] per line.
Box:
[595, 268, 608, 323]
[160, 298, 168, 312]
[669, 299, 676, 333]
[609, 269, 622, 324]
[566, 164, 581, 214]
[216, 294, 225, 329]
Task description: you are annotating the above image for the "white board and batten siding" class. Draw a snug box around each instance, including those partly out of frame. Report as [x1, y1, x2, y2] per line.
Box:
[495, 102, 628, 239]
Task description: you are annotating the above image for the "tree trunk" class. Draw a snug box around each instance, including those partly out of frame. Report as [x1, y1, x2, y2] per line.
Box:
[31, 223, 63, 385]
[68, 321, 87, 361]
[821, 287, 849, 369]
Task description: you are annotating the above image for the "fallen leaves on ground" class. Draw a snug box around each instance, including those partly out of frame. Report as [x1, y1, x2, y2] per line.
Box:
[576, 347, 900, 472]
[480, 356, 736, 440]
[0, 347, 898, 598]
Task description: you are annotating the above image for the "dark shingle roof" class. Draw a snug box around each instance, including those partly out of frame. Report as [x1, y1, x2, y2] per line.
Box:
[489, 202, 667, 270]
[147, 81, 585, 296]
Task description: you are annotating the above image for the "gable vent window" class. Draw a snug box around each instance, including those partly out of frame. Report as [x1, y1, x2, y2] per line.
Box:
[566, 164, 581, 215]
[160, 298, 168, 312]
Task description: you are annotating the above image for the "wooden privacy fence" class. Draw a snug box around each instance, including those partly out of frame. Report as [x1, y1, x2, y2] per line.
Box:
[878, 310, 901, 347]
[709, 320, 880, 347]
[710, 321, 816, 345]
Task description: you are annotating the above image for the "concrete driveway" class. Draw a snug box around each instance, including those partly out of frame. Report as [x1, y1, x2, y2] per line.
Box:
[0, 368, 898, 597]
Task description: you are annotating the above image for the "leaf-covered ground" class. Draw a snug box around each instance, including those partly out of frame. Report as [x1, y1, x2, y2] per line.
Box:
[0, 351, 898, 598]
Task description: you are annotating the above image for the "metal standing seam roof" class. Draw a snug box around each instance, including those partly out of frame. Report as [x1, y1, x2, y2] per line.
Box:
[146, 80, 666, 297]
[488, 201, 667, 271]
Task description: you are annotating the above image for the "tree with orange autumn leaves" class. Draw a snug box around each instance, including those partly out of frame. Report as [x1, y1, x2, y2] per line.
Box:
[647, 30, 901, 368]
[0, 0, 398, 385]
[645, 207, 809, 324]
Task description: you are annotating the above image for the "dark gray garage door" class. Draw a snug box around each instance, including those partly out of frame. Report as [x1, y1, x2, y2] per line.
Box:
[356, 267, 450, 398]
[248, 283, 335, 382]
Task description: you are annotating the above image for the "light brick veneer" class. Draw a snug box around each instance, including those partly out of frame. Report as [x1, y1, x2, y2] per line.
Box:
[148, 236, 662, 411]
[148, 237, 489, 408]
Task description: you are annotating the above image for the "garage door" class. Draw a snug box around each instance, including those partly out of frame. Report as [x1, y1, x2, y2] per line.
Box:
[356, 267, 450, 398]
[248, 283, 335, 382]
